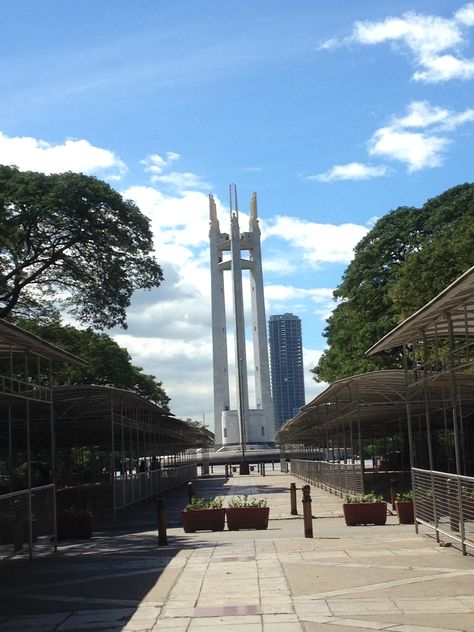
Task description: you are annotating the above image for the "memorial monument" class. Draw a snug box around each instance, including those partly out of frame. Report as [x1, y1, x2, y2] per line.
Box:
[209, 185, 275, 451]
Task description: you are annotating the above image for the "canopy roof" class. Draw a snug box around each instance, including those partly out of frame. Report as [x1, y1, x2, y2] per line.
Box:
[52, 385, 208, 449]
[367, 265, 474, 355]
[277, 370, 474, 443]
[0, 318, 87, 365]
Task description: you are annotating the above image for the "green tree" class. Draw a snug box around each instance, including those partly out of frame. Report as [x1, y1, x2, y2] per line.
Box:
[185, 420, 215, 447]
[0, 166, 163, 328]
[313, 183, 474, 383]
[17, 318, 170, 410]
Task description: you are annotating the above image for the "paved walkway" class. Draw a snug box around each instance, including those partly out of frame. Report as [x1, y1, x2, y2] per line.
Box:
[1, 470, 474, 631]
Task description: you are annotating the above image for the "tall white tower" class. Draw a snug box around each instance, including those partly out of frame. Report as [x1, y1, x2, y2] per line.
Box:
[209, 186, 275, 447]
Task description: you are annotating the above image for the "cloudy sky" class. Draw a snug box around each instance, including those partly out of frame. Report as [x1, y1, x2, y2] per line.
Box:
[1, 1, 473, 429]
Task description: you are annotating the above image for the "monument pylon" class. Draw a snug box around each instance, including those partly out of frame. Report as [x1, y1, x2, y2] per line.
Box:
[209, 185, 275, 450]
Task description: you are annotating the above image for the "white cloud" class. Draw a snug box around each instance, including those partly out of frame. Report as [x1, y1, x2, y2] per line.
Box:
[311, 162, 388, 182]
[413, 53, 474, 82]
[140, 151, 180, 174]
[266, 216, 368, 265]
[0, 132, 126, 178]
[123, 185, 212, 249]
[266, 284, 333, 304]
[140, 150, 210, 193]
[151, 171, 211, 191]
[369, 128, 449, 172]
[368, 101, 474, 172]
[326, 4, 474, 83]
[303, 346, 327, 404]
[456, 3, 474, 26]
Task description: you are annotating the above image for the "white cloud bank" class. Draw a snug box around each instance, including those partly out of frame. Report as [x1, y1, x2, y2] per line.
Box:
[321, 3, 474, 83]
[140, 151, 211, 192]
[0, 132, 126, 179]
[310, 162, 387, 182]
[369, 101, 474, 172]
[266, 216, 368, 265]
[316, 101, 474, 178]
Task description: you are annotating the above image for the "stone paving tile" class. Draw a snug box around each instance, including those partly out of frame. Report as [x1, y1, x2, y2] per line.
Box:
[294, 601, 333, 616]
[386, 626, 462, 632]
[188, 614, 262, 625]
[261, 603, 295, 614]
[327, 598, 401, 616]
[262, 613, 299, 623]
[151, 617, 190, 630]
[392, 596, 472, 613]
[160, 606, 195, 618]
[323, 618, 392, 629]
[262, 624, 302, 631]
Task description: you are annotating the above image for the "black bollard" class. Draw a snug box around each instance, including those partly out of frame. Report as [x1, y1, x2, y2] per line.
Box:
[290, 482, 298, 515]
[156, 497, 168, 545]
[302, 485, 313, 538]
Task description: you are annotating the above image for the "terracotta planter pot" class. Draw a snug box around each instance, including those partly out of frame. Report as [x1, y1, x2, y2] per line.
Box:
[343, 502, 387, 526]
[396, 500, 414, 524]
[227, 507, 269, 530]
[181, 508, 226, 533]
[57, 514, 92, 540]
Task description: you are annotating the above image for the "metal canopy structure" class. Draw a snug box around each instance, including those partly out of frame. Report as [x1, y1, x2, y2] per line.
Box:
[365, 267, 474, 554]
[53, 384, 198, 448]
[0, 318, 88, 366]
[367, 264, 474, 354]
[52, 385, 207, 517]
[0, 319, 85, 562]
[279, 370, 474, 444]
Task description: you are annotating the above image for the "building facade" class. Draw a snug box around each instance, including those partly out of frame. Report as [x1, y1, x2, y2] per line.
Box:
[269, 313, 305, 429]
[209, 188, 275, 447]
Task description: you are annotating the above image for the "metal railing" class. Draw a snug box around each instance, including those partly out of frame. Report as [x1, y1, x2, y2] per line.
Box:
[291, 459, 364, 497]
[413, 467, 474, 555]
[113, 463, 198, 512]
[0, 484, 56, 562]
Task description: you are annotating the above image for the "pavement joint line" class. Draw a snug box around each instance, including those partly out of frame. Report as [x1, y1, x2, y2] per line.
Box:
[290, 559, 461, 573]
[297, 568, 474, 599]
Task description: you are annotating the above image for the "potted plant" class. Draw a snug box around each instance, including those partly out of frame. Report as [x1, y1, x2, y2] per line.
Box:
[226, 495, 269, 530]
[181, 497, 226, 533]
[343, 492, 387, 526]
[57, 507, 93, 540]
[395, 491, 414, 524]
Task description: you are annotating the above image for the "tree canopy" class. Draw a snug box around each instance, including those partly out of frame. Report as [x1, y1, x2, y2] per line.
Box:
[18, 318, 170, 410]
[0, 166, 163, 328]
[313, 183, 474, 383]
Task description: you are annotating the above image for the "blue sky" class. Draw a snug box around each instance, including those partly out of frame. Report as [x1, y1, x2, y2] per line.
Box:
[1, 1, 473, 427]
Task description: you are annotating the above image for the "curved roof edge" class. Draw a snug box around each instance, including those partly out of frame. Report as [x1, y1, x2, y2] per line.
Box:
[0, 318, 87, 366]
[366, 265, 474, 356]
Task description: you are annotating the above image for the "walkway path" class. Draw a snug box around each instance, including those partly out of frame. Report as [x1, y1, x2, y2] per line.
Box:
[1, 470, 474, 631]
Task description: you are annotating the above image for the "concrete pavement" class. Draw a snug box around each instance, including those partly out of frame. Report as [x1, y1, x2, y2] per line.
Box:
[0, 469, 473, 631]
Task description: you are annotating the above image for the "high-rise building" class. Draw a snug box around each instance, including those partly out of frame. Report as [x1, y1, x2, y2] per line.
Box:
[268, 313, 305, 429]
[209, 187, 275, 447]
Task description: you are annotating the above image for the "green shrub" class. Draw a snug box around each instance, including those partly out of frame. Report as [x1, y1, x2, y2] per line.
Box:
[345, 492, 384, 504]
[185, 497, 223, 511]
[228, 494, 267, 508]
[395, 491, 413, 501]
